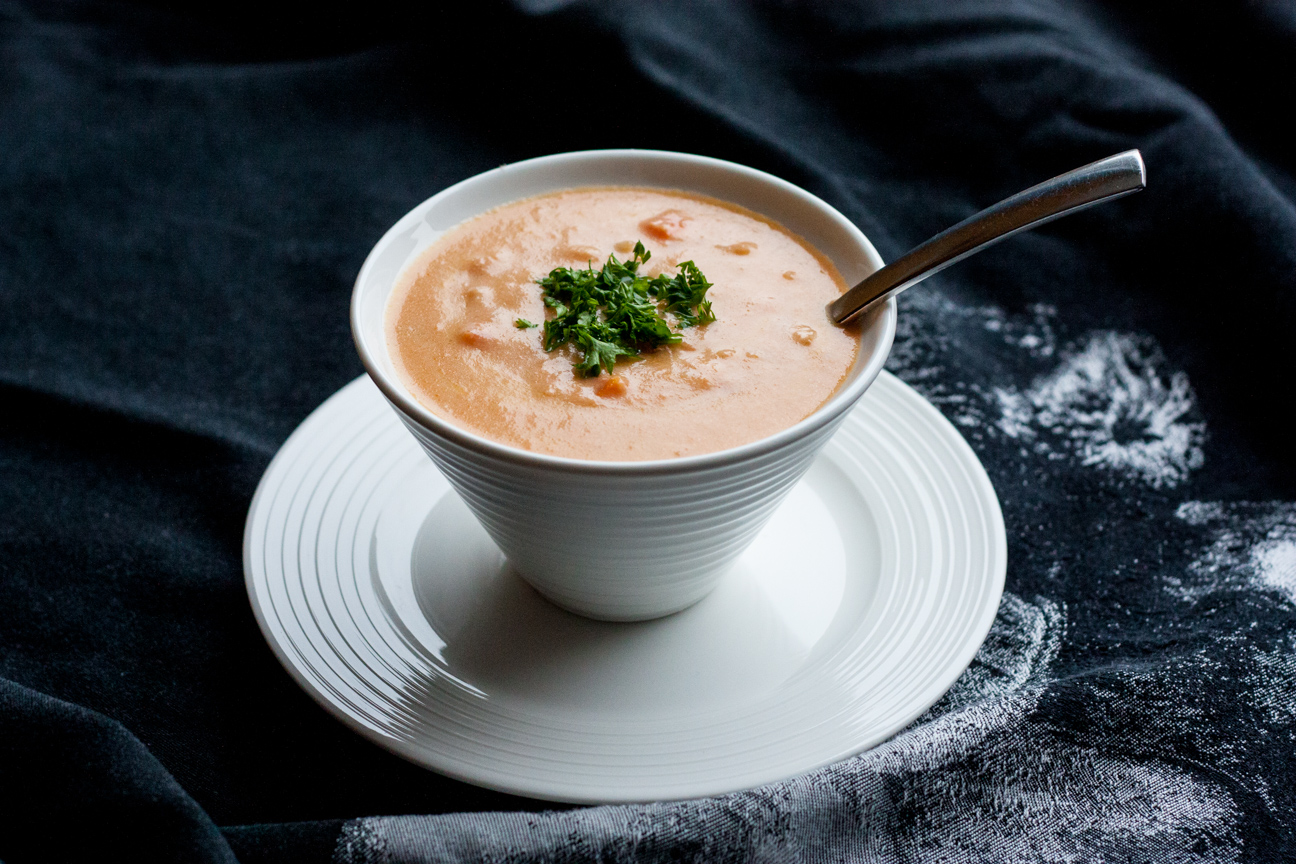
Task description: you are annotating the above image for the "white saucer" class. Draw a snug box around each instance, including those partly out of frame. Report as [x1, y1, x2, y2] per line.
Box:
[243, 371, 1006, 804]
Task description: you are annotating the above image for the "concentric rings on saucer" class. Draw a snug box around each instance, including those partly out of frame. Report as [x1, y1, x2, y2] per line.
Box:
[243, 371, 1006, 803]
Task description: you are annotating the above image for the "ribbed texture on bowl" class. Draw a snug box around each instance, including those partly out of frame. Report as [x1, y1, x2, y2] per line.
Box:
[352, 150, 896, 621]
[394, 409, 846, 620]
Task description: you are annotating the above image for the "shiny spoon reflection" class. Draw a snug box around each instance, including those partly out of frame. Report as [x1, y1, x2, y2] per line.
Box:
[828, 149, 1146, 325]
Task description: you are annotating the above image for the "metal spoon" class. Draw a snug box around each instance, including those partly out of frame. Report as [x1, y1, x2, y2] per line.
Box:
[827, 149, 1146, 324]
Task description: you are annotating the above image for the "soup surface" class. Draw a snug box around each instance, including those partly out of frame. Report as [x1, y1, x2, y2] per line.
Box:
[387, 187, 859, 460]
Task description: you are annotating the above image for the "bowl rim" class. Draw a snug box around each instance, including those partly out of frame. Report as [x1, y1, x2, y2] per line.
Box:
[351, 148, 896, 477]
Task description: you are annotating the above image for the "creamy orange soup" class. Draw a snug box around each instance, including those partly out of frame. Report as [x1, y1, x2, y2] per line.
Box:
[387, 187, 859, 461]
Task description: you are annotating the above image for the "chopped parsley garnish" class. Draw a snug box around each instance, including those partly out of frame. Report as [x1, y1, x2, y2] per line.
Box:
[514, 318, 538, 329]
[534, 241, 715, 377]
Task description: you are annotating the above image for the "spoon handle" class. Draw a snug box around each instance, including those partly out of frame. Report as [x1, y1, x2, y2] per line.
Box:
[827, 149, 1146, 324]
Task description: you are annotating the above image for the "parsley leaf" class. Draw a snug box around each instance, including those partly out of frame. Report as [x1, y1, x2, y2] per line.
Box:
[514, 318, 538, 329]
[576, 330, 635, 377]
[533, 241, 715, 376]
[648, 260, 716, 328]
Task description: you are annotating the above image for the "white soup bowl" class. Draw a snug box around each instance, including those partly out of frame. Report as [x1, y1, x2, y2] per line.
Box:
[352, 149, 895, 621]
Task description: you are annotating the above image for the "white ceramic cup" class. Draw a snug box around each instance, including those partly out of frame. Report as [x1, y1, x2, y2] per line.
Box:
[352, 150, 895, 621]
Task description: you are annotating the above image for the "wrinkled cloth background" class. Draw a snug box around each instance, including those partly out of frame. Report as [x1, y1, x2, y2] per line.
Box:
[3, 1, 1296, 862]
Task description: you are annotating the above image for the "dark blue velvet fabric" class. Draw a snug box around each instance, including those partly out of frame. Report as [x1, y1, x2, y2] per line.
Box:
[3, 1, 1294, 861]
